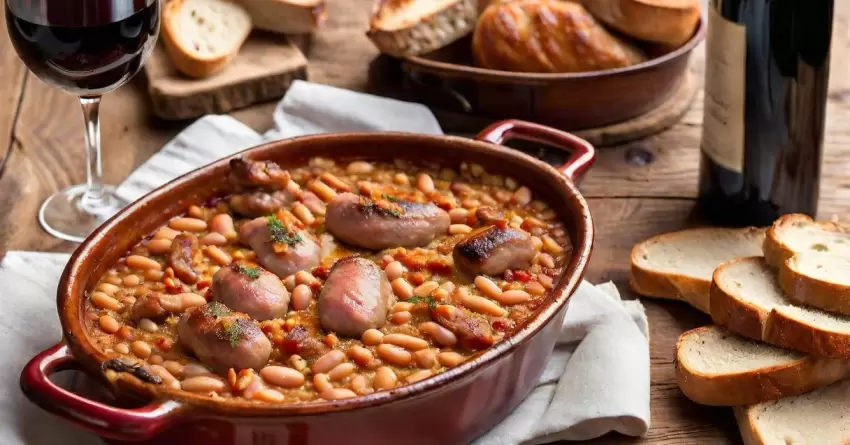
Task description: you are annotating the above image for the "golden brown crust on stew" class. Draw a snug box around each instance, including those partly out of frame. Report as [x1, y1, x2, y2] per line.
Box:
[472, 0, 646, 73]
[83, 157, 571, 404]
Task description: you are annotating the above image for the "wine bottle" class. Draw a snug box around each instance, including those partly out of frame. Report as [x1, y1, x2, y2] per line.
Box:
[698, 0, 833, 227]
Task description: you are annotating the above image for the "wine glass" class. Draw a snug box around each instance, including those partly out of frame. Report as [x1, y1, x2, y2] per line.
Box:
[5, 0, 160, 242]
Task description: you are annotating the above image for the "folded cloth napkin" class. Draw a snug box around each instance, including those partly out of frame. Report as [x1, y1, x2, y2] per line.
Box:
[6, 80, 650, 445]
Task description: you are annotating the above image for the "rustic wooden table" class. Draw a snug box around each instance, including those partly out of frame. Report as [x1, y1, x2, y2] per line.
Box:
[2, 1, 850, 444]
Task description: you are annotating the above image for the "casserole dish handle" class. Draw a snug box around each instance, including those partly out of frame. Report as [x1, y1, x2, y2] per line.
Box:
[20, 342, 183, 441]
[475, 120, 596, 182]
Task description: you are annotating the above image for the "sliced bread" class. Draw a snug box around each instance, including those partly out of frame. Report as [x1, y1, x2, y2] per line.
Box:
[779, 253, 850, 316]
[629, 227, 765, 313]
[580, 0, 701, 47]
[161, 0, 252, 78]
[763, 213, 850, 269]
[711, 257, 850, 359]
[676, 326, 850, 406]
[234, 0, 326, 35]
[367, 0, 478, 57]
[734, 379, 850, 445]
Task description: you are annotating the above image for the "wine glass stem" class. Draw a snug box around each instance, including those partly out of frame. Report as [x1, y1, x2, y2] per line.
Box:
[78, 96, 112, 215]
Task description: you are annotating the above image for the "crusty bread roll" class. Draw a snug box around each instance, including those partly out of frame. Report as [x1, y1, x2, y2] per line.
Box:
[161, 0, 252, 78]
[581, 0, 700, 47]
[472, 0, 646, 73]
[233, 0, 326, 35]
[367, 0, 478, 57]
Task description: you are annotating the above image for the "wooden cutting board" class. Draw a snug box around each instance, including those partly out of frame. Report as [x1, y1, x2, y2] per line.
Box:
[144, 32, 308, 120]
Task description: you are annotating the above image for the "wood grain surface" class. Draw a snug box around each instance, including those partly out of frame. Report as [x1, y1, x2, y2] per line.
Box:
[1, 0, 849, 444]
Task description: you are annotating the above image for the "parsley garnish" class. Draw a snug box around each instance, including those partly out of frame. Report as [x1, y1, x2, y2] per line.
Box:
[407, 295, 438, 309]
[205, 301, 231, 318]
[266, 215, 303, 245]
[237, 265, 260, 279]
[223, 320, 245, 348]
[383, 194, 399, 202]
[361, 201, 403, 218]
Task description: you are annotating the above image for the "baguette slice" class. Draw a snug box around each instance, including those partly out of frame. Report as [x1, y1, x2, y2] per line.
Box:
[779, 253, 850, 316]
[734, 379, 850, 445]
[711, 257, 850, 359]
[234, 0, 326, 35]
[763, 213, 850, 269]
[630, 227, 765, 313]
[367, 0, 477, 57]
[676, 326, 850, 406]
[580, 0, 701, 47]
[161, 0, 252, 78]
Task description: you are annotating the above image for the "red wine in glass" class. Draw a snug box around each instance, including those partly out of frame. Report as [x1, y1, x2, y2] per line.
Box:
[6, 0, 159, 96]
[4, 0, 160, 242]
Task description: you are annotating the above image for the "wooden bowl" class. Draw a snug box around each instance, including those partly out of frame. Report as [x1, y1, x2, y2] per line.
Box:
[21, 120, 595, 445]
[401, 17, 706, 131]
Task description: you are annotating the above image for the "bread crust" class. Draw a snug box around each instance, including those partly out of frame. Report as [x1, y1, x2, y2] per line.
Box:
[676, 327, 850, 406]
[472, 0, 646, 73]
[712, 257, 850, 359]
[234, 0, 326, 35]
[161, 0, 251, 78]
[733, 406, 765, 445]
[367, 0, 477, 57]
[779, 254, 850, 315]
[580, 0, 700, 47]
[709, 258, 769, 342]
[629, 248, 710, 313]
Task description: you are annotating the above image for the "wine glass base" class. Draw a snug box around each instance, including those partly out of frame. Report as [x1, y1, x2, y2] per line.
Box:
[38, 184, 127, 243]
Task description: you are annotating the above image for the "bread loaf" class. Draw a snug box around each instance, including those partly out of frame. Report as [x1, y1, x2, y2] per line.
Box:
[580, 0, 701, 47]
[367, 0, 478, 57]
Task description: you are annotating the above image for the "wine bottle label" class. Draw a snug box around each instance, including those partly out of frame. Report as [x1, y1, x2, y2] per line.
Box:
[701, 6, 747, 173]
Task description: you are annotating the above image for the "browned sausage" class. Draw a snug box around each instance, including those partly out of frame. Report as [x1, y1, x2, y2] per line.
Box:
[318, 257, 393, 337]
[212, 264, 290, 321]
[131, 292, 181, 322]
[177, 301, 272, 372]
[228, 158, 291, 190]
[453, 224, 536, 277]
[280, 325, 329, 359]
[169, 233, 199, 284]
[431, 305, 494, 350]
[325, 193, 450, 250]
[239, 216, 321, 278]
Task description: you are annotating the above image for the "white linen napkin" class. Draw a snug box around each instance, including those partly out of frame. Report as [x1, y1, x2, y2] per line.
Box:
[6, 80, 650, 445]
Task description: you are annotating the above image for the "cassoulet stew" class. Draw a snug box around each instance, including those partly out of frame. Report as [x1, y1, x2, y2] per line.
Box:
[85, 157, 571, 404]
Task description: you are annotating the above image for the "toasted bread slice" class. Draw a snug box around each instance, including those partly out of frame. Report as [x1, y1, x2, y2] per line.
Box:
[734, 379, 850, 445]
[763, 214, 850, 269]
[629, 227, 765, 313]
[676, 326, 850, 406]
[711, 257, 850, 359]
[161, 0, 252, 78]
[779, 253, 850, 316]
[580, 0, 701, 47]
[367, 0, 477, 57]
[234, 0, 326, 35]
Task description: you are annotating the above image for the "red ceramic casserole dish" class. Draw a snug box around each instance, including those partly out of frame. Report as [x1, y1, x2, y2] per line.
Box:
[20, 120, 595, 445]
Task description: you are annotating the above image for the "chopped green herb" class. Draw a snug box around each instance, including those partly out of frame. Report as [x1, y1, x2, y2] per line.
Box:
[237, 265, 260, 279]
[382, 194, 399, 202]
[205, 301, 231, 318]
[223, 320, 245, 348]
[361, 201, 403, 218]
[812, 243, 829, 252]
[266, 215, 303, 245]
[408, 295, 438, 309]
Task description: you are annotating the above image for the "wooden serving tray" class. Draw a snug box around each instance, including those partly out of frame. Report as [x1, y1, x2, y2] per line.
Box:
[144, 32, 308, 120]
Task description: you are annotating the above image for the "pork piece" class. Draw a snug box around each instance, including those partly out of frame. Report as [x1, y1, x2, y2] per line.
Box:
[227, 158, 295, 217]
[318, 257, 392, 337]
[177, 301, 272, 372]
[474, 207, 505, 225]
[131, 292, 181, 322]
[325, 192, 450, 250]
[229, 158, 290, 190]
[169, 233, 199, 284]
[239, 216, 321, 278]
[229, 190, 296, 218]
[212, 264, 290, 321]
[280, 325, 329, 359]
[453, 224, 536, 277]
[431, 305, 494, 350]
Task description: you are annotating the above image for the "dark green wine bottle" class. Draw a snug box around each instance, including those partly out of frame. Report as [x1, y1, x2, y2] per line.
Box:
[698, 0, 833, 226]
